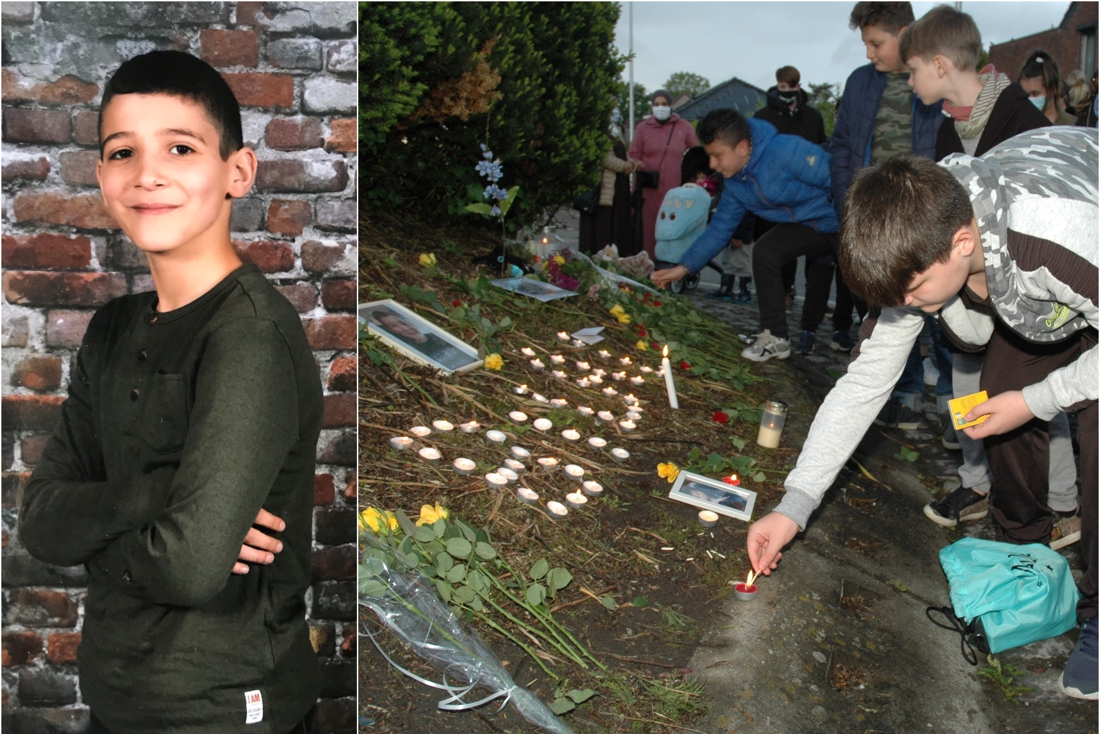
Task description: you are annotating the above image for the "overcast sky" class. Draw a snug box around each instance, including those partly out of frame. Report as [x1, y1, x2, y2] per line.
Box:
[614, 1, 1070, 98]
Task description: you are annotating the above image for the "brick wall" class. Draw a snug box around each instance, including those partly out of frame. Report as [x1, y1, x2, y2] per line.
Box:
[989, 3, 1099, 81]
[1, 4, 357, 731]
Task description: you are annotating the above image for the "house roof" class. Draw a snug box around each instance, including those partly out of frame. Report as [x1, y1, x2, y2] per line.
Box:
[674, 76, 768, 122]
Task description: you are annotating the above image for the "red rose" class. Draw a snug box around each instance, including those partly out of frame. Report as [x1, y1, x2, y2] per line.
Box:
[679, 361, 691, 370]
[654, 300, 663, 307]
[636, 327, 647, 338]
[651, 342, 660, 350]
[452, 299, 462, 307]
[712, 411, 730, 424]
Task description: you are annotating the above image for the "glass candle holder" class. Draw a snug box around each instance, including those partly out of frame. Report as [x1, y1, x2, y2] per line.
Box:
[757, 400, 788, 448]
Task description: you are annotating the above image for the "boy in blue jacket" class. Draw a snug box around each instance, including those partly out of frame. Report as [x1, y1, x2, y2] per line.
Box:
[652, 109, 835, 362]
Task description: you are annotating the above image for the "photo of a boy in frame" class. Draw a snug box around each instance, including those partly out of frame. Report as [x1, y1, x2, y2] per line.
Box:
[359, 301, 482, 373]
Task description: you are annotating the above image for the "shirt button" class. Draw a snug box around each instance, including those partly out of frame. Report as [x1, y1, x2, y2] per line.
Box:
[149, 314, 158, 324]
[138, 350, 147, 363]
[130, 389, 139, 401]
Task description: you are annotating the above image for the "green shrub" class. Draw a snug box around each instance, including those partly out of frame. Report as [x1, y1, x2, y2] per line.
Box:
[359, 2, 625, 230]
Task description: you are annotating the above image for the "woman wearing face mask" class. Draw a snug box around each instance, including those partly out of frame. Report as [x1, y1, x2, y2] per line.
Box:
[629, 89, 699, 259]
[1019, 50, 1077, 126]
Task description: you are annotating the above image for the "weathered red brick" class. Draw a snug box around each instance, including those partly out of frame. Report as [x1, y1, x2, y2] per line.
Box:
[325, 118, 356, 153]
[314, 473, 335, 506]
[7, 589, 79, 627]
[20, 435, 50, 467]
[11, 355, 62, 393]
[73, 110, 99, 146]
[311, 545, 355, 580]
[1, 70, 98, 105]
[267, 199, 311, 236]
[340, 625, 356, 655]
[301, 240, 347, 273]
[235, 1, 269, 27]
[46, 309, 94, 348]
[265, 117, 323, 151]
[343, 476, 356, 501]
[326, 356, 356, 392]
[255, 160, 348, 193]
[46, 632, 81, 665]
[222, 73, 294, 109]
[2, 630, 43, 666]
[1, 156, 50, 181]
[2, 107, 71, 143]
[274, 283, 317, 313]
[59, 150, 99, 187]
[3, 271, 126, 308]
[1, 234, 92, 270]
[13, 192, 116, 230]
[231, 240, 294, 273]
[201, 29, 259, 68]
[1, 396, 65, 432]
[322, 392, 355, 428]
[303, 315, 355, 350]
[320, 278, 355, 311]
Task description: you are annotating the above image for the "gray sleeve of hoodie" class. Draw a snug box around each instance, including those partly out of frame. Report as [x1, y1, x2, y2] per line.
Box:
[775, 306, 925, 528]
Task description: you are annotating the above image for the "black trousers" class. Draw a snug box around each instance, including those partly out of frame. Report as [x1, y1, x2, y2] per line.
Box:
[751, 223, 836, 339]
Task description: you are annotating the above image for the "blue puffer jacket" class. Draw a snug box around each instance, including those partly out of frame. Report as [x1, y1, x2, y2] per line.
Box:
[828, 63, 944, 217]
[679, 118, 835, 275]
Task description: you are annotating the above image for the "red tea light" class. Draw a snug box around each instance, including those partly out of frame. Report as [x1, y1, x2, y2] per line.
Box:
[723, 475, 741, 486]
[734, 583, 758, 601]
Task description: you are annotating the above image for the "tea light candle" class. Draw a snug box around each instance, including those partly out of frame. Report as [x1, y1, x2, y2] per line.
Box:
[453, 458, 476, 475]
[602, 387, 618, 397]
[546, 501, 569, 518]
[419, 447, 442, 464]
[734, 583, 758, 601]
[513, 384, 530, 395]
[597, 410, 615, 422]
[486, 430, 507, 445]
[577, 406, 595, 417]
[557, 331, 570, 341]
[575, 361, 590, 372]
[564, 464, 585, 481]
[485, 472, 508, 489]
[389, 436, 414, 450]
[597, 349, 611, 359]
[698, 510, 719, 528]
[626, 411, 642, 421]
[510, 446, 531, 460]
[410, 426, 432, 438]
[459, 421, 480, 433]
[657, 368, 666, 377]
[550, 398, 569, 408]
[588, 375, 604, 385]
[550, 354, 566, 364]
[503, 458, 526, 473]
[509, 411, 528, 424]
[623, 394, 639, 405]
[533, 418, 553, 432]
[576, 377, 591, 388]
[551, 370, 568, 379]
[521, 347, 536, 357]
[497, 467, 519, 484]
[561, 429, 581, 442]
[565, 492, 588, 509]
[618, 419, 636, 432]
[516, 487, 539, 505]
[581, 480, 604, 497]
[572, 339, 585, 348]
[630, 376, 645, 386]
[639, 365, 653, 374]
[611, 448, 630, 462]
[532, 393, 549, 404]
[629, 404, 644, 412]
[530, 359, 545, 370]
[537, 457, 559, 471]
[587, 436, 607, 449]
[620, 356, 632, 366]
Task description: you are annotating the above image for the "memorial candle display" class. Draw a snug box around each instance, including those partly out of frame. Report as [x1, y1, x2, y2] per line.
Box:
[510, 446, 532, 460]
[550, 354, 566, 364]
[602, 387, 618, 397]
[630, 376, 645, 386]
[581, 480, 603, 497]
[546, 501, 569, 518]
[591, 368, 607, 378]
[639, 365, 653, 374]
[550, 398, 569, 408]
[418, 447, 442, 465]
[503, 458, 526, 473]
[551, 370, 568, 379]
[576, 377, 591, 388]
[530, 359, 545, 370]
[611, 371, 626, 381]
[575, 361, 590, 372]
[557, 331, 571, 341]
[561, 429, 581, 442]
[661, 346, 679, 409]
[485, 430, 507, 445]
[533, 418, 553, 432]
[757, 400, 788, 449]
[409, 426, 432, 438]
[485, 472, 508, 489]
[537, 457, 559, 471]
[389, 436, 413, 450]
[565, 492, 588, 509]
[597, 411, 615, 422]
[611, 448, 630, 462]
[564, 464, 585, 481]
[587, 437, 607, 449]
[521, 347, 536, 357]
[508, 411, 528, 424]
[588, 375, 603, 385]
[496, 467, 519, 484]
[577, 406, 595, 417]
[458, 421, 480, 433]
[597, 350, 611, 359]
[452, 458, 476, 475]
[620, 356, 632, 366]
[617, 419, 636, 432]
[516, 487, 539, 505]
[532, 393, 549, 404]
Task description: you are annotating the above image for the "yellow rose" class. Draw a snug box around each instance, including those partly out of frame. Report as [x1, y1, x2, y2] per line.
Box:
[553, 254, 566, 265]
[657, 462, 680, 484]
[360, 507, 398, 533]
[636, 340, 648, 351]
[616, 313, 632, 325]
[419, 253, 438, 267]
[416, 502, 450, 527]
[484, 353, 503, 370]
[609, 304, 625, 316]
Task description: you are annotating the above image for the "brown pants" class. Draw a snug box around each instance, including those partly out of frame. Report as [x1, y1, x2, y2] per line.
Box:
[981, 321, 1097, 621]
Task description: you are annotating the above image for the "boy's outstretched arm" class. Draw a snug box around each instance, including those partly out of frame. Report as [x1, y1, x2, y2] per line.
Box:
[90, 316, 306, 607]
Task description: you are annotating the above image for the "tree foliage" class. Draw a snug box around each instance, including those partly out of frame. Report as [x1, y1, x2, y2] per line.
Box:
[615, 80, 650, 134]
[807, 81, 840, 139]
[360, 3, 626, 229]
[664, 71, 710, 100]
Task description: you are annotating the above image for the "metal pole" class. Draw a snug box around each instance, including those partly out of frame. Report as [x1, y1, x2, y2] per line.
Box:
[628, 2, 634, 144]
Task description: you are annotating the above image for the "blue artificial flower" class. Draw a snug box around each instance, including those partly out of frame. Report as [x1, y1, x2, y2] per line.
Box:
[475, 160, 503, 182]
[491, 205, 502, 217]
[475, 160, 495, 178]
[484, 184, 506, 201]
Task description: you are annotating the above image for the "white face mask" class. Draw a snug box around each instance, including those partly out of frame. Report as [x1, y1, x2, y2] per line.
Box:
[652, 105, 671, 121]
[1030, 95, 1046, 111]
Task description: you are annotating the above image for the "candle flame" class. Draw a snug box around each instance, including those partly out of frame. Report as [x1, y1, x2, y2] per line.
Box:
[662, 345, 669, 358]
[746, 570, 756, 587]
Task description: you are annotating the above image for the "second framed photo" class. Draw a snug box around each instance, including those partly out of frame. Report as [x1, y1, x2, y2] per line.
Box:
[668, 471, 757, 522]
[358, 299, 483, 375]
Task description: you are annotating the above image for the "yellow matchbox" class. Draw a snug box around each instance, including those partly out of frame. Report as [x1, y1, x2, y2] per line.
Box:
[949, 391, 990, 429]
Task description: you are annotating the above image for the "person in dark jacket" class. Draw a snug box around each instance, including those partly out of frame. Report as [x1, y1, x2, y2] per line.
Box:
[755, 65, 827, 144]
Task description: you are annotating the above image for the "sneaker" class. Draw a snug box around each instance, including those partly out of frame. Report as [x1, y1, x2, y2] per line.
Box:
[708, 275, 736, 301]
[940, 412, 961, 450]
[740, 330, 791, 362]
[923, 486, 989, 528]
[873, 398, 923, 430]
[1050, 508, 1082, 551]
[1059, 617, 1098, 700]
[797, 330, 816, 355]
[830, 330, 854, 353]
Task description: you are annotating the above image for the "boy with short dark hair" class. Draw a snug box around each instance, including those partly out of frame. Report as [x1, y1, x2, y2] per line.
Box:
[748, 127, 1098, 700]
[651, 108, 836, 362]
[18, 50, 322, 731]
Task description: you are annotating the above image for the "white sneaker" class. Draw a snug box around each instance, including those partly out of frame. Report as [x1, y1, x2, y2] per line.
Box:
[741, 330, 791, 362]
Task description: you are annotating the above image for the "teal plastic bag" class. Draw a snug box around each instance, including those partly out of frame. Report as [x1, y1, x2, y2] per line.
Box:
[938, 538, 1080, 654]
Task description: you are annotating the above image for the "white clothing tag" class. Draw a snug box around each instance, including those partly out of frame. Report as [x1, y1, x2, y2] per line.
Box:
[245, 689, 263, 724]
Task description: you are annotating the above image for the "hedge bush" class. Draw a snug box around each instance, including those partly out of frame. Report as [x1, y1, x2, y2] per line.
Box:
[360, 2, 625, 230]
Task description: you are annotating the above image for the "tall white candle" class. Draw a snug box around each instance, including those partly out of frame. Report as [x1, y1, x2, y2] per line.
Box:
[661, 346, 679, 410]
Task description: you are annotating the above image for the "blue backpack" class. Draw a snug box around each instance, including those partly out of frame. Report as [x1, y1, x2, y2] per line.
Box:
[654, 184, 712, 265]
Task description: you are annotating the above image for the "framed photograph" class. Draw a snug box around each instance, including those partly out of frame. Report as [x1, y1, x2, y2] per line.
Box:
[668, 471, 757, 522]
[358, 299, 483, 375]
[491, 277, 577, 302]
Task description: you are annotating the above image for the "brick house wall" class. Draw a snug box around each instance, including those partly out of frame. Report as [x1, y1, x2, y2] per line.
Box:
[989, 2, 1098, 83]
[1, 3, 357, 732]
